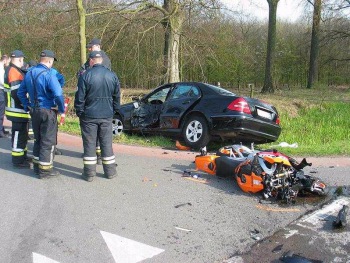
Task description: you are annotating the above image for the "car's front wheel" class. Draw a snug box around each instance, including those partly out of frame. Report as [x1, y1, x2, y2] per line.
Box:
[112, 115, 124, 136]
[182, 115, 210, 149]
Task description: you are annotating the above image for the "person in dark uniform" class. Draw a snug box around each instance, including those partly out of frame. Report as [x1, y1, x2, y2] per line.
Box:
[18, 50, 65, 179]
[4, 50, 31, 168]
[74, 51, 120, 182]
[77, 38, 112, 76]
[77, 38, 112, 164]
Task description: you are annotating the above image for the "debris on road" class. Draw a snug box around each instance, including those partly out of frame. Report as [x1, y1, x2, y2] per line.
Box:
[175, 226, 192, 232]
[280, 250, 320, 263]
[174, 202, 192, 208]
[250, 229, 261, 241]
[175, 140, 191, 151]
[332, 204, 348, 228]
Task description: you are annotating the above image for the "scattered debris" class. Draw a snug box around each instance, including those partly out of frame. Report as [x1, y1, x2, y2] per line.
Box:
[272, 244, 284, 253]
[174, 203, 192, 208]
[142, 177, 152, 182]
[250, 229, 261, 240]
[182, 170, 192, 177]
[176, 140, 191, 151]
[270, 142, 298, 148]
[175, 226, 192, 232]
[333, 205, 348, 228]
[280, 250, 321, 263]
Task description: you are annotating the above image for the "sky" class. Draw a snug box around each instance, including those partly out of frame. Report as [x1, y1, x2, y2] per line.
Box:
[220, 0, 305, 22]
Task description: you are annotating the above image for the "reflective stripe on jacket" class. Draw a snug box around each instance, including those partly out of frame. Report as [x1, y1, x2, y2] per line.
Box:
[4, 64, 29, 122]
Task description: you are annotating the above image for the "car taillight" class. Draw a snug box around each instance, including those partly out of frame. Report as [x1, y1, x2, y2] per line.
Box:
[276, 116, 280, 125]
[227, 98, 251, 114]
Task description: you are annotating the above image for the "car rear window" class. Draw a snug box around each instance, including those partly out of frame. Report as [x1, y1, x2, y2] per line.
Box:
[207, 84, 235, 96]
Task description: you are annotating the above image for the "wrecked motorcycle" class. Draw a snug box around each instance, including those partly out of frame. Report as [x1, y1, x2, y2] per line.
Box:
[195, 145, 327, 203]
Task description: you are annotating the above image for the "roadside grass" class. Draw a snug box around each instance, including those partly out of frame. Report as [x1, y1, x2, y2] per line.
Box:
[260, 102, 350, 156]
[61, 85, 350, 156]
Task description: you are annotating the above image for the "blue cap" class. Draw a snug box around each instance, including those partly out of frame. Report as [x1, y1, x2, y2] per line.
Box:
[40, 50, 57, 61]
[10, 50, 25, 58]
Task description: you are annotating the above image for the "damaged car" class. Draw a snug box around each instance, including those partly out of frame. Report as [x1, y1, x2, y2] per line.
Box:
[112, 82, 281, 149]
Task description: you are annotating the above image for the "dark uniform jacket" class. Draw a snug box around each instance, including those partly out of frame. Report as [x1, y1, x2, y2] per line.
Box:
[74, 64, 120, 119]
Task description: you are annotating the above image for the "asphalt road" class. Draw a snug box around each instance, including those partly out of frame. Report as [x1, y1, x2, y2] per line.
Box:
[0, 124, 349, 263]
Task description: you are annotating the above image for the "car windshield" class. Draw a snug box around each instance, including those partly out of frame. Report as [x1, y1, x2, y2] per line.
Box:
[207, 84, 235, 96]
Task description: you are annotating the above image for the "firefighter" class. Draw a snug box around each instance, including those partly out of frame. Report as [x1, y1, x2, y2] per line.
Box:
[18, 50, 65, 178]
[74, 51, 120, 182]
[4, 50, 31, 168]
[26, 60, 65, 155]
[77, 38, 112, 164]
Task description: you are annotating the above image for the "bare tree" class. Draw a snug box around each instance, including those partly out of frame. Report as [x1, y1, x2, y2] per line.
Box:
[261, 0, 279, 93]
[307, 0, 322, 89]
[76, 0, 87, 65]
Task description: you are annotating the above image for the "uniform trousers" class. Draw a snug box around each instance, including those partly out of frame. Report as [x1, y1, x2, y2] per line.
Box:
[80, 117, 116, 178]
[31, 108, 57, 172]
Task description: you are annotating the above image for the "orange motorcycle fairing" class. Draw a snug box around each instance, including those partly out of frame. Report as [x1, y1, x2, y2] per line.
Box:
[195, 155, 219, 175]
[236, 172, 264, 193]
[235, 160, 264, 193]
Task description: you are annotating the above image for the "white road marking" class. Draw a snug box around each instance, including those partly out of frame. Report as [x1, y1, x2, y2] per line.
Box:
[284, 229, 298, 239]
[32, 253, 60, 263]
[297, 197, 350, 228]
[100, 231, 165, 263]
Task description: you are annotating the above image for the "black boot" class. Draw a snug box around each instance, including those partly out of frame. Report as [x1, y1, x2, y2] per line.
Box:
[82, 165, 96, 182]
[81, 173, 94, 182]
[103, 163, 117, 179]
[39, 168, 60, 179]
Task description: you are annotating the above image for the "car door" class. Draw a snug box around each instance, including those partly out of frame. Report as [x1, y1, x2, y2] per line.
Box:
[130, 85, 171, 130]
[159, 84, 201, 129]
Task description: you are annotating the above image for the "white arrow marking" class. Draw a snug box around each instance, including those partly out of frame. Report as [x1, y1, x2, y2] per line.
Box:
[32, 252, 60, 263]
[101, 231, 165, 263]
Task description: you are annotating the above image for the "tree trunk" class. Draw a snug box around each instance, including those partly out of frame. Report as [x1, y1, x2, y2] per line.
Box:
[307, 0, 322, 89]
[261, 0, 279, 94]
[76, 0, 86, 65]
[162, 0, 183, 84]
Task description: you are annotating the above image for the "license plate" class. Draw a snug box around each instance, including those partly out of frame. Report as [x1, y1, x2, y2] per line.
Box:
[257, 109, 272, 120]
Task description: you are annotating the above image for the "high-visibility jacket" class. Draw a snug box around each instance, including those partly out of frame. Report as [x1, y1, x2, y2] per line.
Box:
[4, 63, 30, 122]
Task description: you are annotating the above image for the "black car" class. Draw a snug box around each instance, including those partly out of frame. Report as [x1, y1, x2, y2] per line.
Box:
[112, 82, 281, 149]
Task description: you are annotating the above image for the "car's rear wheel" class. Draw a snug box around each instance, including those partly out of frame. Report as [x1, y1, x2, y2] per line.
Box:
[112, 115, 123, 136]
[182, 115, 210, 149]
